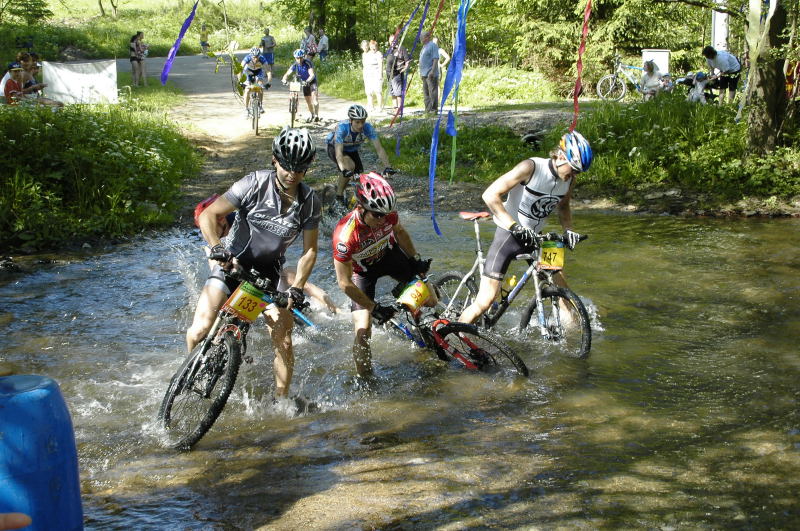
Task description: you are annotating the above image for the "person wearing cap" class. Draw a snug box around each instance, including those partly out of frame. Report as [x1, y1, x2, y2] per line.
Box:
[3, 63, 26, 104]
[458, 131, 594, 325]
[0, 52, 33, 98]
[186, 127, 321, 401]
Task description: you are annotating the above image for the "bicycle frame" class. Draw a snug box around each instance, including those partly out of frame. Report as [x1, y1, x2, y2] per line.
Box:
[615, 58, 643, 91]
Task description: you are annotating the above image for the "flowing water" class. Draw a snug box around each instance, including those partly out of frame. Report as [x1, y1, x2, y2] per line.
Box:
[1, 211, 798, 529]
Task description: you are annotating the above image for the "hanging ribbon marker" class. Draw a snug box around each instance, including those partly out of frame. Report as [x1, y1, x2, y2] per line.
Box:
[161, 0, 199, 85]
[570, 0, 592, 132]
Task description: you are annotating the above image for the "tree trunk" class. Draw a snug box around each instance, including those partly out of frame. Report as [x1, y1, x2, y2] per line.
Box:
[747, 1, 788, 153]
[97, 0, 105, 17]
[310, 0, 325, 29]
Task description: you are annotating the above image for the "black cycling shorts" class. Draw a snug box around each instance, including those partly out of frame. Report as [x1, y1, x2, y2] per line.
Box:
[350, 246, 415, 311]
[482, 226, 526, 281]
[327, 143, 364, 174]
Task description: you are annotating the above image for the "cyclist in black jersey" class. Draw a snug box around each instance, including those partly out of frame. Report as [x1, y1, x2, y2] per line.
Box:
[187, 128, 321, 400]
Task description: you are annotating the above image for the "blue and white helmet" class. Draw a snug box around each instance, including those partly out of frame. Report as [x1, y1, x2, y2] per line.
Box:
[249, 46, 261, 56]
[559, 131, 593, 172]
[293, 48, 306, 59]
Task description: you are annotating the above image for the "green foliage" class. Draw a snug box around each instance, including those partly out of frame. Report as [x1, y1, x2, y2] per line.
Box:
[384, 123, 533, 182]
[556, 92, 800, 200]
[5, 0, 52, 25]
[0, 101, 201, 250]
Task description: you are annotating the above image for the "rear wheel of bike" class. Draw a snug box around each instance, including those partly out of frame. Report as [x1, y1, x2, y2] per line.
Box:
[434, 322, 529, 377]
[251, 95, 260, 135]
[519, 285, 591, 359]
[596, 74, 627, 101]
[432, 271, 477, 321]
[158, 332, 242, 450]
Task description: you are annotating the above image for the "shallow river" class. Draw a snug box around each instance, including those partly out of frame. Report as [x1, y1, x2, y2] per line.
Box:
[1, 211, 798, 529]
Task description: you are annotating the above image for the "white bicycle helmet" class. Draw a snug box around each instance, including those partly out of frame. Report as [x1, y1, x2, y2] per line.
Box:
[356, 172, 396, 214]
[272, 127, 316, 172]
[249, 46, 261, 56]
[559, 131, 593, 172]
[348, 104, 368, 120]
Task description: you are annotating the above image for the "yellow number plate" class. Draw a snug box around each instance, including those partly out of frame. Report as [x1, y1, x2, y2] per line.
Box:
[539, 241, 565, 270]
[222, 282, 268, 323]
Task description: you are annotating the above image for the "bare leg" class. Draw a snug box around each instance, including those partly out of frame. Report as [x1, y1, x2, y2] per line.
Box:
[264, 306, 295, 397]
[186, 284, 227, 352]
[458, 276, 501, 325]
[351, 309, 373, 377]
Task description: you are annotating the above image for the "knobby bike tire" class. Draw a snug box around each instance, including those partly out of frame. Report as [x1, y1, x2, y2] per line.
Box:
[596, 74, 627, 101]
[432, 271, 478, 321]
[435, 322, 529, 377]
[519, 285, 591, 359]
[158, 332, 243, 450]
[251, 96, 260, 135]
[289, 96, 297, 128]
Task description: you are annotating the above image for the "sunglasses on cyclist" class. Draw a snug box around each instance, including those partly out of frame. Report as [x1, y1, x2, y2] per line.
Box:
[368, 210, 387, 218]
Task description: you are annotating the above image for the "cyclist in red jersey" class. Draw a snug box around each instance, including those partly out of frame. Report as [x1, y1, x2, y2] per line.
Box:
[332, 172, 435, 377]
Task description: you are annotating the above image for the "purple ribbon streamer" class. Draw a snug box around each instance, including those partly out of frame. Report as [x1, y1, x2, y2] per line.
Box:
[428, 0, 472, 235]
[161, 0, 199, 85]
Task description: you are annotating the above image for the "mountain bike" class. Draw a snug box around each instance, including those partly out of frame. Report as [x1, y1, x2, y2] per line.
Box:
[433, 211, 592, 359]
[248, 83, 265, 136]
[380, 276, 529, 377]
[286, 80, 303, 127]
[158, 264, 312, 450]
[596, 55, 644, 101]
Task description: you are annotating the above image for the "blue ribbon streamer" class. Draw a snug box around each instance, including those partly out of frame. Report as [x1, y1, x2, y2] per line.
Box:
[428, 0, 473, 235]
[161, 0, 199, 85]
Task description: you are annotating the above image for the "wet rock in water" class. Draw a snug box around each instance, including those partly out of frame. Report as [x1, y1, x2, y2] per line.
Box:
[0, 257, 20, 272]
[360, 432, 403, 449]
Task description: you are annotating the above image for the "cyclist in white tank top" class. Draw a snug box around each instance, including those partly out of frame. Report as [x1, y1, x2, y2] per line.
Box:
[459, 131, 594, 325]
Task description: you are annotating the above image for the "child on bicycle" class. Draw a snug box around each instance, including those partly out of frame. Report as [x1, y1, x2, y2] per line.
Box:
[457, 131, 593, 325]
[326, 104, 393, 213]
[331, 172, 434, 378]
[241, 46, 269, 119]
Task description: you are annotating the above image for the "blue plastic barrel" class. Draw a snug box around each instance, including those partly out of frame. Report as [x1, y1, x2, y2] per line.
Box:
[0, 375, 83, 530]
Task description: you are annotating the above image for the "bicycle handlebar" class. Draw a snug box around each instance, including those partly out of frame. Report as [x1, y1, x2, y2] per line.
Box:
[213, 260, 289, 308]
[536, 232, 589, 245]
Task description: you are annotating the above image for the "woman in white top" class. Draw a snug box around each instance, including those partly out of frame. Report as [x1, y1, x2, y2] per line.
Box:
[639, 60, 661, 100]
[362, 40, 384, 112]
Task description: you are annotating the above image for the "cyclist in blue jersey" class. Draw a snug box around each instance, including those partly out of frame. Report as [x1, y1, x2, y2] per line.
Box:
[188, 127, 321, 400]
[326, 104, 393, 209]
[241, 46, 270, 118]
[281, 49, 320, 123]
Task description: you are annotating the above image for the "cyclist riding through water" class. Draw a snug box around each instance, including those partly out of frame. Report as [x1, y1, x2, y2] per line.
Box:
[326, 104, 393, 211]
[332, 172, 436, 379]
[281, 49, 320, 123]
[188, 127, 321, 401]
[457, 131, 594, 325]
[241, 46, 270, 119]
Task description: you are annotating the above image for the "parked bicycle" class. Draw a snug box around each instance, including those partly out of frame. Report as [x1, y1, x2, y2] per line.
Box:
[158, 263, 312, 450]
[596, 55, 644, 101]
[380, 276, 529, 377]
[433, 211, 592, 359]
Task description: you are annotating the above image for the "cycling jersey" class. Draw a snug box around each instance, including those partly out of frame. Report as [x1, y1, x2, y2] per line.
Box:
[332, 209, 399, 274]
[289, 59, 314, 82]
[242, 54, 267, 73]
[325, 121, 378, 152]
[499, 157, 571, 234]
[221, 169, 321, 276]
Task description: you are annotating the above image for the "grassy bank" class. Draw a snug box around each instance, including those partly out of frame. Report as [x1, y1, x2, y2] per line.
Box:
[0, 85, 201, 252]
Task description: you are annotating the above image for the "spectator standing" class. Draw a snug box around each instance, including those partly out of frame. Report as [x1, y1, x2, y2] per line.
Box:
[301, 27, 318, 60]
[259, 28, 277, 85]
[317, 28, 329, 61]
[129, 31, 148, 87]
[432, 36, 450, 79]
[386, 33, 410, 112]
[199, 23, 210, 56]
[702, 45, 741, 104]
[360, 39, 370, 96]
[363, 40, 384, 112]
[418, 31, 439, 113]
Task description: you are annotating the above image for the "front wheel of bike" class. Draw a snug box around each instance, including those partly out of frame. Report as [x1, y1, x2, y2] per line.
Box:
[434, 322, 529, 377]
[289, 95, 297, 128]
[158, 332, 243, 450]
[596, 74, 627, 101]
[519, 285, 591, 359]
[251, 96, 260, 135]
[432, 271, 477, 321]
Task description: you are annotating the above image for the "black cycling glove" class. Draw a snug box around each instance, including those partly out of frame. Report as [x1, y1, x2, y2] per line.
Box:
[371, 303, 397, 325]
[509, 223, 536, 248]
[412, 255, 432, 275]
[287, 286, 306, 308]
[209, 244, 233, 263]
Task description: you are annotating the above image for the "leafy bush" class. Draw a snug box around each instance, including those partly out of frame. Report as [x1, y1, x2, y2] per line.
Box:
[383, 123, 533, 182]
[0, 103, 200, 250]
[539, 92, 800, 201]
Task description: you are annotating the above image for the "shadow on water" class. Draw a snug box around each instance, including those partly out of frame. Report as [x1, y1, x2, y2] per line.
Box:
[2, 212, 799, 528]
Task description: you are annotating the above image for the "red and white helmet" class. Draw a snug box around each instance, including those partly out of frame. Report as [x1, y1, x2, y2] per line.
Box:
[356, 172, 396, 214]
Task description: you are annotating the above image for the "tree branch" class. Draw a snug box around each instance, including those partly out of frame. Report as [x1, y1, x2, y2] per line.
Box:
[652, 0, 745, 20]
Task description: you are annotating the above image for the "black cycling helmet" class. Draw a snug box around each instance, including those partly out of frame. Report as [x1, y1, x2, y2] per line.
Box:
[272, 127, 316, 172]
[348, 104, 368, 120]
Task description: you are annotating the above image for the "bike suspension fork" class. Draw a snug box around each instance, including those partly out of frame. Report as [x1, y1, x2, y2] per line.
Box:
[531, 271, 549, 338]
